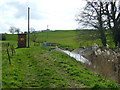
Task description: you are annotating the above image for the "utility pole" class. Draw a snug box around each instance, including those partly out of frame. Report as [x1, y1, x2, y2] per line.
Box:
[47, 25, 49, 30]
[47, 25, 48, 39]
[28, 7, 30, 48]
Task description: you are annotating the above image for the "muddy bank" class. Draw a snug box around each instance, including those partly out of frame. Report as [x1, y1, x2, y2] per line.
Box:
[72, 45, 120, 84]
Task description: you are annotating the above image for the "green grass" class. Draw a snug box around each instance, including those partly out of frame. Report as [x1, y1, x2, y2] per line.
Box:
[4, 30, 114, 49]
[2, 30, 119, 88]
[35, 30, 115, 49]
[34, 30, 79, 49]
[2, 46, 119, 88]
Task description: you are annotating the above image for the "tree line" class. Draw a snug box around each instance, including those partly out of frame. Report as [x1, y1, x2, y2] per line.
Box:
[76, 0, 120, 47]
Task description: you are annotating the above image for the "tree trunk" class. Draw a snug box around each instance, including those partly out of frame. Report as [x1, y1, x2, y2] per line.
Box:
[112, 24, 120, 47]
[98, 9, 107, 47]
[99, 28, 107, 47]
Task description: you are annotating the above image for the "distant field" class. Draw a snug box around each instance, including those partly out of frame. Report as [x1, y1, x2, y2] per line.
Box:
[4, 30, 114, 49]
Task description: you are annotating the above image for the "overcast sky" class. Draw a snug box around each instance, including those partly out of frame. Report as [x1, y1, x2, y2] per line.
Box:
[0, 0, 86, 33]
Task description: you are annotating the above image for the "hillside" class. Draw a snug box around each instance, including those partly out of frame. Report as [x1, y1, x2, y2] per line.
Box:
[4, 30, 114, 49]
[2, 30, 119, 88]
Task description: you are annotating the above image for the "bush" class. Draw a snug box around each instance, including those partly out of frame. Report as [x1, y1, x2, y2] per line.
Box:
[1, 34, 6, 41]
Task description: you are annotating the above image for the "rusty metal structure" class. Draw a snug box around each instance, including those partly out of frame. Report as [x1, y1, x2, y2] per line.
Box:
[18, 34, 26, 48]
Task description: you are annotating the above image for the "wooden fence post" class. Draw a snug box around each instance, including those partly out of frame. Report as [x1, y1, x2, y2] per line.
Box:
[12, 45, 16, 53]
[10, 45, 14, 56]
[6, 47, 11, 65]
[10, 44, 16, 56]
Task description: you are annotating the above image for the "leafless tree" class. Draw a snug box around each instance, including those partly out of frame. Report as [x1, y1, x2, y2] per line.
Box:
[76, 0, 107, 46]
[9, 26, 20, 34]
[15, 28, 20, 34]
[76, 0, 120, 47]
[9, 26, 15, 34]
[104, 0, 120, 47]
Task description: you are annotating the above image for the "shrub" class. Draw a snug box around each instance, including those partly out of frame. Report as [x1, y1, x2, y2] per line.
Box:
[1, 34, 6, 41]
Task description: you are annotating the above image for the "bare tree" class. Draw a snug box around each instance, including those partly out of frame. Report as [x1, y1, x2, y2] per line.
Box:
[15, 28, 20, 34]
[76, 0, 120, 47]
[104, 0, 120, 47]
[76, 0, 107, 46]
[9, 26, 15, 34]
[9, 26, 21, 34]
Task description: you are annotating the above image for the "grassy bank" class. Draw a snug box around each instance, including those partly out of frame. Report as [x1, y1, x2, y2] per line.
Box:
[2, 45, 119, 88]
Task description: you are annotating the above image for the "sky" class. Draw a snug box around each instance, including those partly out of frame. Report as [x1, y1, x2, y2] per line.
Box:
[0, 0, 86, 33]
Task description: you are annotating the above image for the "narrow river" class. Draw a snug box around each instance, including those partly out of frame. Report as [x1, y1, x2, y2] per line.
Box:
[55, 48, 91, 65]
[42, 42, 91, 65]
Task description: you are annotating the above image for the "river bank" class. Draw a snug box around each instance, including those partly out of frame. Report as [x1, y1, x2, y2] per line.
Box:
[42, 42, 120, 84]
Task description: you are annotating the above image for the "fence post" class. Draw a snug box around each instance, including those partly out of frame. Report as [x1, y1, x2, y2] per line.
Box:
[6, 47, 11, 65]
[12, 45, 16, 53]
[10, 44, 16, 56]
[10, 45, 14, 56]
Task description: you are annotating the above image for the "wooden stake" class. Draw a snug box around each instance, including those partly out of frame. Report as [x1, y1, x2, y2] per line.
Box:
[6, 48, 11, 65]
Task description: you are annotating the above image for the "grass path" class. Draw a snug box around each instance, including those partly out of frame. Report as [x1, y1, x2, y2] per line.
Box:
[2, 45, 119, 88]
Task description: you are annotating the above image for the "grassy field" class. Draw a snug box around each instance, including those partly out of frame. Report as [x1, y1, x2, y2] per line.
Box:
[2, 30, 119, 88]
[34, 30, 114, 49]
[4, 30, 115, 49]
